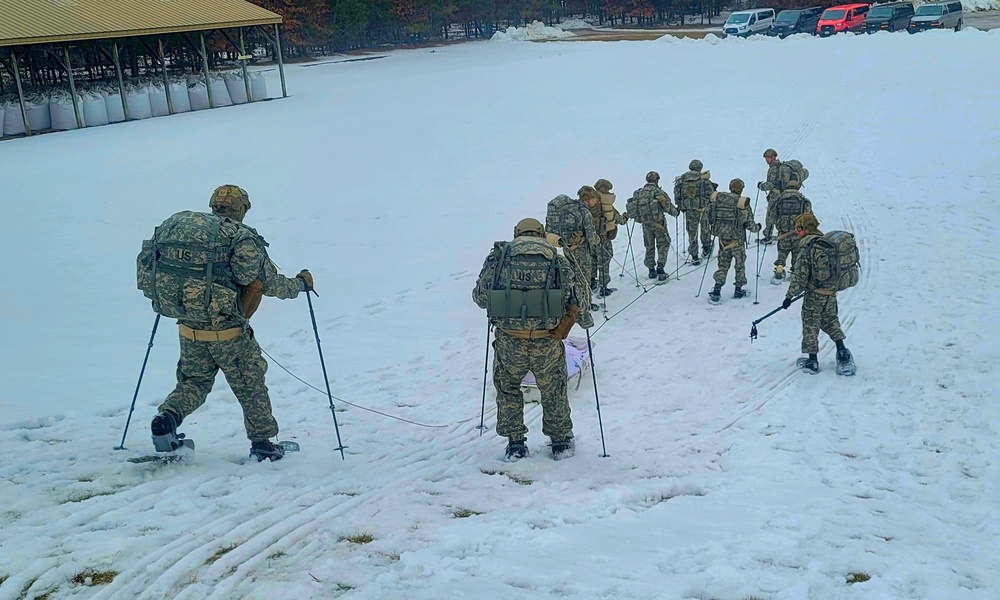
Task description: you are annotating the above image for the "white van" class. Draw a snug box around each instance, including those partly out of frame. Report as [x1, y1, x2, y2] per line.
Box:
[724, 8, 776, 37]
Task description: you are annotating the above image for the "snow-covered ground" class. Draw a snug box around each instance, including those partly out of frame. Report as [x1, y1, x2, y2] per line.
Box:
[1, 29, 999, 600]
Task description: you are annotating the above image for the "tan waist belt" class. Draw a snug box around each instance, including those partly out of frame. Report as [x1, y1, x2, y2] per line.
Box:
[812, 288, 836, 296]
[178, 324, 243, 342]
[498, 328, 552, 340]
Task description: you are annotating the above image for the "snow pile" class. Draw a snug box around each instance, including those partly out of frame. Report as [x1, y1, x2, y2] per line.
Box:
[963, 0, 1000, 9]
[491, 20, 576, 41]
[556, 18, 593, 30]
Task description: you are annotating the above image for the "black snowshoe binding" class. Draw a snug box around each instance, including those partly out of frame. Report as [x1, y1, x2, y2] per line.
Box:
[836, 347, 856, 376]
[771, 269, 785, 285]
[505, 439, 529, 461]
[590, 278, 598, 291]
[599, 286, 616, 297]
[708, 285, 722, 305]
[150, 410, 194, 453]
[648, 268, 658, 280]
[796, 356, 820, 374]
[702, 245, 712, 258]
[759, 235, 774, 245]
[733, 286, 748, 299]
[550, 437, 575, 460]
[656, 266, 667, 281]
[690, 255, 701, 266]
[250, 440, 286, 462]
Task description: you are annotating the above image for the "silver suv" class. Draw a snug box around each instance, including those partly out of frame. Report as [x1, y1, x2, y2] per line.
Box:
[908, 0, 963, 32]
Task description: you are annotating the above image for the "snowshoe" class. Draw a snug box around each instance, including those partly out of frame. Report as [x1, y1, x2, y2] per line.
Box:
[250, 440, 286, 462]
[690, 256, 701, 266]
[599, 287, 616, 297]
[702, 246, 712, 258]
[796, 356, 820, 374]
[504, 439, 529, 461]
[550, 438, 575, 460]
[836, 348, 856, 376]
[150, 410, 193, 454]
[770, 270, 785, 286]
[733, 286, 748, 299]
[655, 266, 667, 282]
[589, 303, 601, 311]
[590, 278, 598, 291]
[648, 268, 658, 280]
[759, 235, 775, 245]
[708, 285, 722, 305]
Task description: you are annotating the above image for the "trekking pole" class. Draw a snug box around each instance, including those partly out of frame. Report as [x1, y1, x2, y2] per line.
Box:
[629, 223, 643, 289]
[695, 236, 715, 297]
[757, 236, 770, 276]
[477, 323, 492, 436]
[304, 283, 347, 460]
[674, 218, 681, 280]
[114, 314, 161, 450]
[619, 220, 633, 279]
[600, 254, 610, 319]
[749, 292, 804, 342]
[585, 329, 609, 458]
[754, 228, 762, 305]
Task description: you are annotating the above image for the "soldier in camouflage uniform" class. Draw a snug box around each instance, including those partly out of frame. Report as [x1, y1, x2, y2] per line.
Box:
[628, 171, 679, 281]
[589, 178, 627, 297]
[546, 189, 599, 329]
[771, 176, 813, 282]
[472, 218, 578, 460]
[706, 179, 761, 303]
[150, 185, 312, 462]
[782, 212, 851, 374]
[674, 160, 716, 265]
[758, 148, 783, 242]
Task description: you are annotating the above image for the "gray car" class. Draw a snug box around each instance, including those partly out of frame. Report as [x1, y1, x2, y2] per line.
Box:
[908, 0, 963, 32]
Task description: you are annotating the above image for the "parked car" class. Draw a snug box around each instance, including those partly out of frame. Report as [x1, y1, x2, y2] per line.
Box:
[817, 3, 870, 36]
[724, 8, 776, 37]
[864, 2, 914, 32]
[909, 0, 963, 32]
[769, 7, 823, 37]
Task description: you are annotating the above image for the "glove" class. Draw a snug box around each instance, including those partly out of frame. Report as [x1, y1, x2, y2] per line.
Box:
[620, 211, 629, 221]
[545, 233, 563, 247]
[549, 305, 580, 341]
[240, 279, 264, 319]
[781, 297, 792, 310]
[752, 222, 762, 233]
[757, 181, 765, 190]
[296, 269, 315, 293]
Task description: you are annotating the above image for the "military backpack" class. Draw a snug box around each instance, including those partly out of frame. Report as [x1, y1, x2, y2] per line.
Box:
[136, 211, 244, 322]
[485, 240, 565, 329]
[806, 231, 860, 292]
[673, 173, 704, 211]
[776, 192, 808, 232]
[626, 185, 664, 225]
[707, 192, 748, 239]
[780, 159, 809, 190]
[545, 195, 587, 249]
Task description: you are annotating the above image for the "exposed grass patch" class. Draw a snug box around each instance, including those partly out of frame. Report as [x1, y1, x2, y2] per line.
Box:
[335, 583, 355, 591]
[63, 489, 120, 503]
[341, 531, 374, 545]
[0, 574, 7, 586]
[480, 468, 533, 486]
[71, 570, 118, 586]
[846, 572, 871, 584]
[205, 544, 238, 565]
[269, 550, 286, 559]
[35, 589, 58, 600]
[452, 508, 483, 518]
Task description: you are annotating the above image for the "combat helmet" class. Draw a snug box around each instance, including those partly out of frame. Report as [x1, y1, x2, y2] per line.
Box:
[689, 159, 703, 172]
[578, 185, 598, 201]
[514, 218, 545, 238]
[794, 212, 820, 231]
[645, 171, 660, 183]
[786, 175, 801, 190]
[594, 178, 613, 193]
[210, 185, 251, 222]
[729, 178, 745, 194]
[763, 148, 778, 159]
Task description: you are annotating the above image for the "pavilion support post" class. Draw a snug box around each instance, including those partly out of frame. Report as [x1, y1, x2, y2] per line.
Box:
[199, 32, 215, 108]
[63, 46, 84, 129]
[274, 24, 287, 98]
[10, 49, 32, 136]
[239, 28, 252, 102]
[111, 42, 130, 121]
[158, 37, 173, 114]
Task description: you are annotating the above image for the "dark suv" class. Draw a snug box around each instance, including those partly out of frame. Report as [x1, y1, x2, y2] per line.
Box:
[769, 7, 823, 37]
[864, 2, 914, 32]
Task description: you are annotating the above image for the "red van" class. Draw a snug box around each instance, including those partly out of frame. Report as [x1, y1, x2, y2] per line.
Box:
[817, 3, 870, 35]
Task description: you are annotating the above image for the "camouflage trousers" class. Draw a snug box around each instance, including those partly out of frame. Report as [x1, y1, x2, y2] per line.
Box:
[641, 222, 671, 270]
[773, 233, 798, 273]
[159, 329, 278, 441]
[714, 238, 748, 287]
[492, 329, 573, 441]
[763, 195, 779, 238]
[800, 292, 846, 354]
[591, 240, 614, 288]
[684, 210, 711, 259]
[566, 246, 594, 328]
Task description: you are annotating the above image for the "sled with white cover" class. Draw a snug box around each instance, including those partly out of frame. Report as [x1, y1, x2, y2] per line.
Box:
[520, 336, 592, 402]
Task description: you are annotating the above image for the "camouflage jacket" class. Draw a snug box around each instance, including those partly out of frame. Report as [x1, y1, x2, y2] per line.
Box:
[182, 221, 304, 330]
[760, 160, 783, 198]
[788, 231, 830, 297]
[472, 236, 576, 331]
